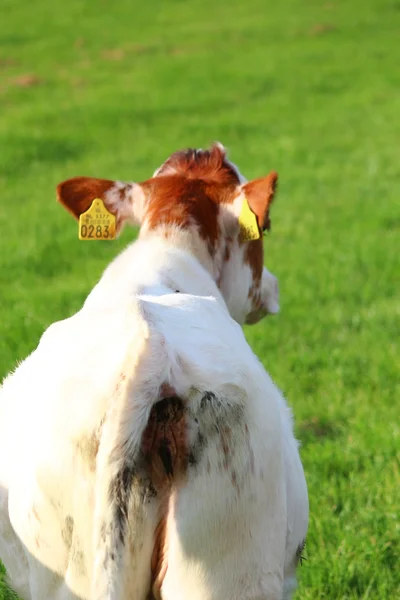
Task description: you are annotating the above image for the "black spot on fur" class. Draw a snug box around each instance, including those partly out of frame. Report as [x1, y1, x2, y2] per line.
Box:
[109, 462, 137, 545]
[188, 430, 206, 468]
[153, 396, 184, 423]
[200, 391, 217, 411]
[296, 539, 307, 566]
[146, 480, 157, 499]
[158, 441, 174, 476]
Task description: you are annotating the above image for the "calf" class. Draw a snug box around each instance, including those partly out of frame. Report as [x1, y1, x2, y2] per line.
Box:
[0, 143, 308, 600]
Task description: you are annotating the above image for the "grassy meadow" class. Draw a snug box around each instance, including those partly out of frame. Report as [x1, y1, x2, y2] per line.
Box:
[0, 0, 399, 597]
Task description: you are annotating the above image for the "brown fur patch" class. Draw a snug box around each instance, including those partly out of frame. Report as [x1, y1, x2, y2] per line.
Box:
[142, 393, 188, 600]
[150, 507, 169, 600]
[160, 383, 177, 397]
[57, 176, 116, 220]
[144, 176, 220, 254]
[156, 144, 240, 187]
[141, 396, 188, 490]
[244, 239, 264, 292]
[144, 145, 241, 254]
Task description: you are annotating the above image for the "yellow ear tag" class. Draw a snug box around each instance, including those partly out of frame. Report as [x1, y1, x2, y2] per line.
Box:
[78, 198, 116, 240]
[238, 197, 260, 242]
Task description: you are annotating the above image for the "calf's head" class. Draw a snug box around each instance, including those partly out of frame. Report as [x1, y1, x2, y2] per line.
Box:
[57, 143, 279, 325]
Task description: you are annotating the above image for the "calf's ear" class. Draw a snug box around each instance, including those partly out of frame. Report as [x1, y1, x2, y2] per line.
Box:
[242, 171, 278, 231]
[56, 176, 146, 234]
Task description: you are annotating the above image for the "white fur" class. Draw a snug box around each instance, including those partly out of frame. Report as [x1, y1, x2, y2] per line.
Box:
[0, 162, 308, 600]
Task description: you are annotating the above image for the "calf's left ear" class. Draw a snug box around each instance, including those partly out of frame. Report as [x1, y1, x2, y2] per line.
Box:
[242, 171, 278, 231]
[57, 176, 146, 234]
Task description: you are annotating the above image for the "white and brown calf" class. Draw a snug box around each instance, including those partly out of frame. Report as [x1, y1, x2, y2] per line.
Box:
[0, 143, 308, 600]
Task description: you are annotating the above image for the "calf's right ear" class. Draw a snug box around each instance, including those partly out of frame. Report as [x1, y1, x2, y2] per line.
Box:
[56, 176, 146, 234]
[242, 171, 278, 232]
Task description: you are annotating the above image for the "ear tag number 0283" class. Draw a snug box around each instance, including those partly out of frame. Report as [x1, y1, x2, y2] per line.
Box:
[78, 198, 116, 240]
[238, 197, 260, 242]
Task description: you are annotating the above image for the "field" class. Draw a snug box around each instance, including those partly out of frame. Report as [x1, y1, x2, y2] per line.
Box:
[0, 0, 399, 598]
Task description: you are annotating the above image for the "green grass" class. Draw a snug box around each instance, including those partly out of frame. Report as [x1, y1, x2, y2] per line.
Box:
[0, 0, 399, 598]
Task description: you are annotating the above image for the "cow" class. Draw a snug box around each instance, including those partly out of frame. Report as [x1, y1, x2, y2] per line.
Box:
[0, 143, 308, 600]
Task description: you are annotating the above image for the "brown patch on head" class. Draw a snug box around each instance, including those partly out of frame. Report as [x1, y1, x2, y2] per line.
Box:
[244, 238, 264, 288]
[156, 143, 240, 187]
[145, 145, 241, 255]
[145, 177, 219, 255]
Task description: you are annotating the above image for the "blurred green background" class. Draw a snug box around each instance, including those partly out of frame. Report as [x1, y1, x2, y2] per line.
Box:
[0, 0, 399, 598]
